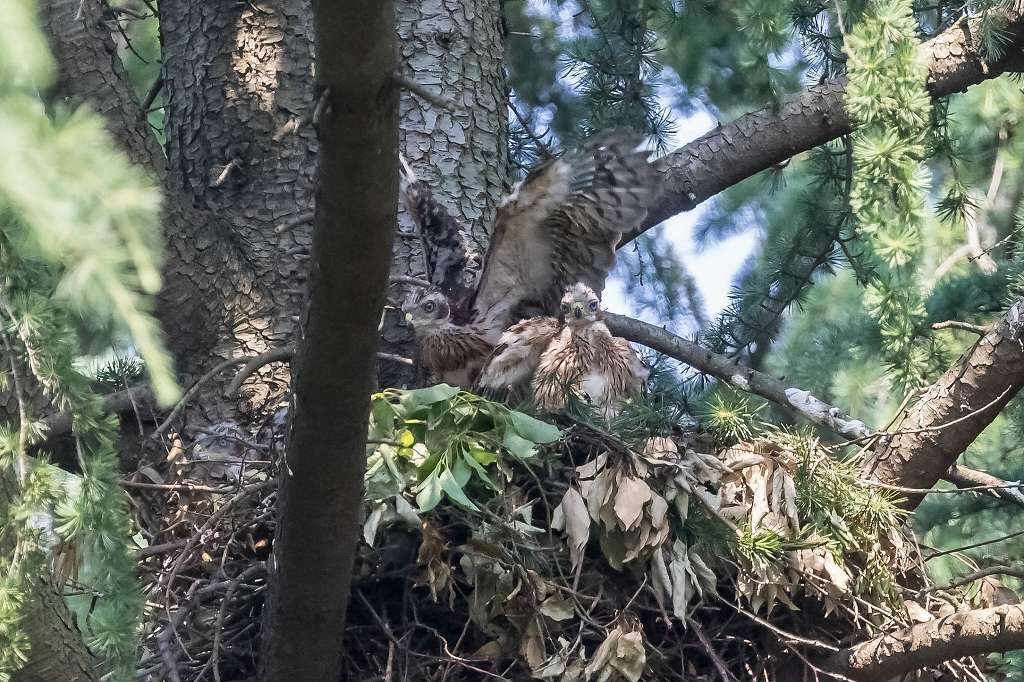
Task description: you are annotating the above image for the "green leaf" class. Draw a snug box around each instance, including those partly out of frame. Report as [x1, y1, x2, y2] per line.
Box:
[460, 449, 499, 490]
[438, 468, 479, 511]
[415, 470, 444, 512]
[468, 443, 498, 466]
[400, 384, 460, 410]
[370, 398, 396, 435]
[502, 431, 538, 460]
[509, 410, 561, 444]
[451, 456, 472, 487]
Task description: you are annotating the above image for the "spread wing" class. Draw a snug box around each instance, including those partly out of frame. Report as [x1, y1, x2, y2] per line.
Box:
[399, 156, 474, 321]
[470, 130, 654, 333]
[476, 316, 560, 402]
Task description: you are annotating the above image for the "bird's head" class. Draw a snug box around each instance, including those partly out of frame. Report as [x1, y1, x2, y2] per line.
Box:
[403, 288, 451, 330]
[559, 283, 601, 325]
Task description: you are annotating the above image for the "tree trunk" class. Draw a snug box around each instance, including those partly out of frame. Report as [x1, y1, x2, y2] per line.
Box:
[155, 0, 319, 414]
[257, 3, 398, 676]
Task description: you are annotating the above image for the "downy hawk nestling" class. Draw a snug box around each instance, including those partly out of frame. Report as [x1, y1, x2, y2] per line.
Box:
[528, 283, 648, 419]
[403, 129, 654, 389]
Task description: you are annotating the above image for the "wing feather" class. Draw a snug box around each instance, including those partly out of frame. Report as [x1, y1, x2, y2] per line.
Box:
[471, 130, 654, 332]
[476, 316, 560, 402]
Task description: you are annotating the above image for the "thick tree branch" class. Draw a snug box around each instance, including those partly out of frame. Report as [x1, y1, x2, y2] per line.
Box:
[822, 604, 1024, 680]
[257, 1, 398, 679]
[38, 0, 165, 176]
[626, 8, 1024, 242]
[945, 463, 1024, 507]
[864, 298, 1024, 510]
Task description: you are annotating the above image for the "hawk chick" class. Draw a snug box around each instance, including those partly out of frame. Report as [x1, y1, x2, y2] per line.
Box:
[476, 314, 561, 404]
[403, 288, 493, 389]
[532, 283, 648, 419]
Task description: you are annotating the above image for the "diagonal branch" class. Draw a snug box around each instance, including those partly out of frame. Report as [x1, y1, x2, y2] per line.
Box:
[606, 312, 1024, 509]
[624, 7, 1024, 243]
[604, 312, 871, 439]
[864, 297, 1024, 510]
[822, 604, 1024, 680]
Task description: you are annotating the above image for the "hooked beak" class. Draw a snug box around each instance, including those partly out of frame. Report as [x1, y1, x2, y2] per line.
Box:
[572, 304, 584, 320]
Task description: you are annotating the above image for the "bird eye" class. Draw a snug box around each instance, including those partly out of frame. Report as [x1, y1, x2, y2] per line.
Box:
[588, 301, 599, 311]
[424, 301, 435, 312]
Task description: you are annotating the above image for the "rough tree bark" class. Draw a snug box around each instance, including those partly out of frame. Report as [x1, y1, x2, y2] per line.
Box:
[625, 6, 1024, 243]
[257, 1, 398, 677]
[864, 298, 1024, 509]
[156, 0, 319, 413]
[823, 604, 1024, 680]
[380, 0, 509, 387]
[30, 0, 1024, 677]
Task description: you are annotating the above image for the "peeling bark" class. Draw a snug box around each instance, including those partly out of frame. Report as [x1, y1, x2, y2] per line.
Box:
[823, 604, 1024, 680]
[627, 7, 1024, 242]
[864, 298, 1024, 510]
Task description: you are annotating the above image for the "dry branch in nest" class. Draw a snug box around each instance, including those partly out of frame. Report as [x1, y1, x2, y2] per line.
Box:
[123, 388, 1016, 681]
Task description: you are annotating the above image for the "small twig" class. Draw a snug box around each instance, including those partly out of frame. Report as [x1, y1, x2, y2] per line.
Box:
[136, 539, 188, 560]
[390, 275, 432, 289]
[719, 596, 840, 651]
[861, 478, 1023, 496]
[121, 480, 250, 495]
[377, 352, 415, 366]
[273, 88, 331, 141]
[925, 527, 1024, 560]
[923, 565, 1024, 594]
[391, 72, 459, 112]
[163, 481, 275, 609]
[687, 617, 739, 682]
[211, 564, 266, 682]
[932, 320, 989, 335]
[275, 211, 315, 234]
[882, 385, 1013, 438]
[225, 347, 296, 397]
[509, 98, 554, 159]
[210, 157, 243, 188]
[152, 356, 254, 439]
[140, 77, 164, 115]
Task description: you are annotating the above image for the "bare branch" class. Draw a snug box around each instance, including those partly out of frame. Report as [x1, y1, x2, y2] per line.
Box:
[944, 463, 1024, 507]
[626, 7, 1024, 243]
[923, 566, 1024, 594]
[603, 313, 871, 440]
[390, 72, 460, 112]
[864, 297, 1024, 509]
[932, 320, 990, 335]
[822, 605, 1024, 680]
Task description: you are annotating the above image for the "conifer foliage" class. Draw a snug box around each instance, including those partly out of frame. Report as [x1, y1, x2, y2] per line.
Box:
[845, 0, 933, 390]
[0, 2, 176, 679]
